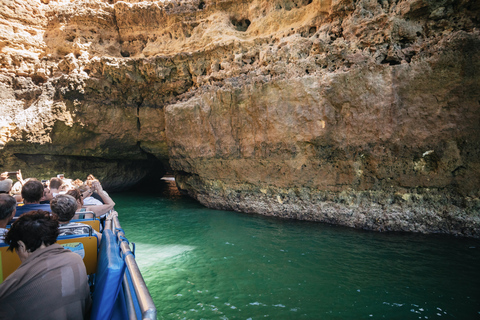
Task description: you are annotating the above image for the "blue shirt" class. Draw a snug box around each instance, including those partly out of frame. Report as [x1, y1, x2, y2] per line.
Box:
[15, 203, 52, 217]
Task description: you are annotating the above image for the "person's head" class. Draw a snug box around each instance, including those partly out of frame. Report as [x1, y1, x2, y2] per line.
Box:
[77, 184, 93, 200]
[49, 177, 63, 190]
[41, 187, 53, 202]
[0, 194, 16, 223]
[66, 188, 83, 209]
[21, 179, 44, 204]
[78, 184, 90, 193]
[5, 210, 59, 253]
[50, 194, 77, 223]
[0, 179, 13, 194]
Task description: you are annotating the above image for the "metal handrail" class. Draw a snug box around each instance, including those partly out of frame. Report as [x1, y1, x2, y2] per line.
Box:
[122, 272, 137, 319]
[106, 214, 157, 320]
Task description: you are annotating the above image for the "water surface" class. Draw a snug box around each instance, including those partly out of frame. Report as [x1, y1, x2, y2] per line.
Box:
[112, 179, 480, 320]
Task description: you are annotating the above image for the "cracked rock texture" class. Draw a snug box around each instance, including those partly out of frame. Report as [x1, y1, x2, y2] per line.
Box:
[0, 0, 479, 236]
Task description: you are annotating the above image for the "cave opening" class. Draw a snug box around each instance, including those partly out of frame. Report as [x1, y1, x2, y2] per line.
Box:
[11, 153, 168, 192]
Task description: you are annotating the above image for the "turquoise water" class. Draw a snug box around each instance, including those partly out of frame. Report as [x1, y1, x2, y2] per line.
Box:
[112, 179, 480, 320]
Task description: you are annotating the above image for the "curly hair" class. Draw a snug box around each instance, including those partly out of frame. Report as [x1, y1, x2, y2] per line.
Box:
[50, 194, 77, 222]
[5, 210, 59, 253]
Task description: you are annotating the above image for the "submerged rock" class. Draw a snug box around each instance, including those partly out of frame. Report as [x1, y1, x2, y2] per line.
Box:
[0, 0, 479, 235]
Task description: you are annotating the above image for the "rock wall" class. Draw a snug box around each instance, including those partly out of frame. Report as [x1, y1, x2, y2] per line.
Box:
[0, 0, 479, 235]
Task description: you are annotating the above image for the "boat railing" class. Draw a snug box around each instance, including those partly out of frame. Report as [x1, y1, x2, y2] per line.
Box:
[105, 214, 157, 320]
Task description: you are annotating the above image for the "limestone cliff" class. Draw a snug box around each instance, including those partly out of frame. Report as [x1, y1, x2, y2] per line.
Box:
[0, 0, 479, 236]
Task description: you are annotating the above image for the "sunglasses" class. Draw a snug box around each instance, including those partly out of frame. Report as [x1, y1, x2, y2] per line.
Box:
[81, 191, 92, 198]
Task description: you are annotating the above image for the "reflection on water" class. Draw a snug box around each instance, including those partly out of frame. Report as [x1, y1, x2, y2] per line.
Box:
[113, 179, 480, 320]
[134, 244, 196, 267]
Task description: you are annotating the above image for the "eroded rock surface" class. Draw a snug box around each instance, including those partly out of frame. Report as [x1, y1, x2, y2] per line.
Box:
[0, 0, 479, 235]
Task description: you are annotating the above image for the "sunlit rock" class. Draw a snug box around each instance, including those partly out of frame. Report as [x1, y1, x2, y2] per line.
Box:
[0, 0, 479, 235]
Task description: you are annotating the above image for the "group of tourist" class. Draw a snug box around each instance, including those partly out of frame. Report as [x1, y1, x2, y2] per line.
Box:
[0, 171, 115, 220]
[0, 171, 116, 319]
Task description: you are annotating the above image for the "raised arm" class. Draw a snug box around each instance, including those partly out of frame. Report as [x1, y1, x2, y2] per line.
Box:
[16, 170, 25, 185]
[83, 180, 115, 217]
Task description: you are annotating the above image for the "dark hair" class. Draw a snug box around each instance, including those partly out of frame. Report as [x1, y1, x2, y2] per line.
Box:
[50, 194, 77, 222]
[66, 188, 82, 202]
[0, 194, 16, 220]
[21, 179, 44, 203]
[49, 177, 63, 190]
[5, 210, 59, 253]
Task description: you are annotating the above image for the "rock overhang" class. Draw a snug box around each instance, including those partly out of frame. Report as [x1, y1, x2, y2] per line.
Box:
[0, 0, 479, 235]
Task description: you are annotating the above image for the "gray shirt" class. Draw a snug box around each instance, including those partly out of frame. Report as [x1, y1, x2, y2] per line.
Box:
[0, 244, 92, 320]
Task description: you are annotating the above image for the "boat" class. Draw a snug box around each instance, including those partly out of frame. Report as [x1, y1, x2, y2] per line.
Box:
[0, 210, 157, 320]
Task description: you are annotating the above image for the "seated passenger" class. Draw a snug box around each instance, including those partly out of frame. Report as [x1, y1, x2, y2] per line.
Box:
[39, 181, 53, 204]
[50, 194, 101, 243]
[6, 170, 25, 203]
[14, 179, 51, 217]
[84, 174, 106, 203]
[48, 177, 63, 197]
[78, 184, 103, 205]
[69, 179, 114, 218]
[0, 194, 16, 242]
[66, 188, 84, 211]
[0, 179, 13, 195]
[0, 171, 21, 201]
[0, 210, 92, 319]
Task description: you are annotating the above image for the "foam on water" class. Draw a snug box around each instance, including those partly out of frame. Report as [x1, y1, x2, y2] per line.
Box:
[133, 243, 195, 267]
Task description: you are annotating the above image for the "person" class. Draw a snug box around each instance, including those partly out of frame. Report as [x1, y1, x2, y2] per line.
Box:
[0, 179, 12, 194]
[84, 174, 106, 203]
[0, 194, 16, 242]
[78, 184, 102, 205]
[51, 194, 101, 243]
[66, 188, 84, 211]
[14, 179, 51, 217]
[39, 182, 53, 204]
[0, 171, 22, 201]
[48, 177, 63, 197]
[0, 210, 92, 319]
[0, 169, 25, 202]
[72, 180, 115, 218]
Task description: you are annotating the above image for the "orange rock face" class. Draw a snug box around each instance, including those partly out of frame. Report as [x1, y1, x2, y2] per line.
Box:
[0, 0, 479, 235]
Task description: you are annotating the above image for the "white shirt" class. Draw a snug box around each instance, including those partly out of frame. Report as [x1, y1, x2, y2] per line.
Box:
[83, 196, 103, 206]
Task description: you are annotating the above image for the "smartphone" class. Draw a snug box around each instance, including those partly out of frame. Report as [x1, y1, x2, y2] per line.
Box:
[7, 171, 18, 175]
